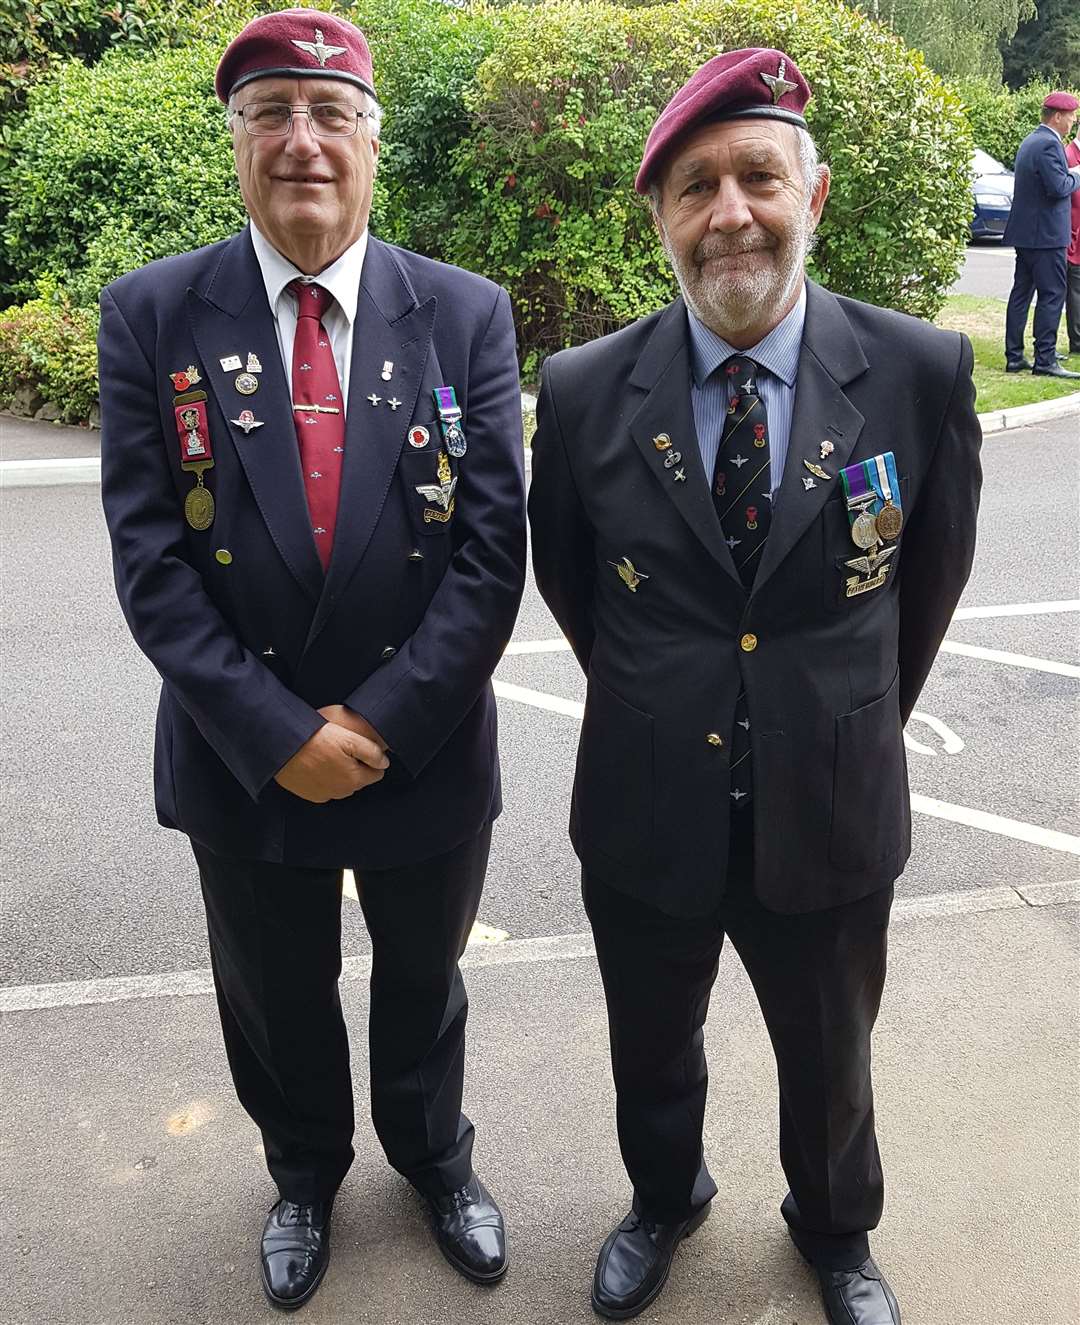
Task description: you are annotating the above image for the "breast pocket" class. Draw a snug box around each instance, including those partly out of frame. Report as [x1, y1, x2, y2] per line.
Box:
[399, 424, 457, 539]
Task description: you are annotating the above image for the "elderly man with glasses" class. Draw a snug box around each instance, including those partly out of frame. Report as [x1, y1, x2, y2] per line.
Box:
[99, 8, 524, 1311]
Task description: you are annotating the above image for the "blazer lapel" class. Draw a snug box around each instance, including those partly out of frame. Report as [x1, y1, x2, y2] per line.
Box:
[753, 282, 867, 596]
[188, 228, 324, 603]
[627, 301, 742, 588]
[308, 239, 437, 642]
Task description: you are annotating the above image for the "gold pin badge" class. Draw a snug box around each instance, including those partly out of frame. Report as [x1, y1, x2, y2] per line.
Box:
[803, 460, 832, 481]
[653, 433, 673, 451]
[234, 372, 259, 396]
[607, 556, 649, 592]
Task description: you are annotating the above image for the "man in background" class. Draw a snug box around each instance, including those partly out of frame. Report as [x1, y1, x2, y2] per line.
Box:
[99, 8, 524, 1310]
[1002, 90, 1080, 377]
[1064, 126, 1080, 356]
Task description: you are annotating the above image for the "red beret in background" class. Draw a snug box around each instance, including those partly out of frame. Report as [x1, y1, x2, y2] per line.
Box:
[1043, 91, 1079, 112]
[636, 48, 811, 194]
[215, 8, 375, 104]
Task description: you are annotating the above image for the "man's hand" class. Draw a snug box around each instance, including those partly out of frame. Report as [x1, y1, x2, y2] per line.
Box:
[274, 721, 389, 803]
[317, 703, 388, 751]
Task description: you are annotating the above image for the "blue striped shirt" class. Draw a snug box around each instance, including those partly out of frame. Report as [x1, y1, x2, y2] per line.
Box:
[686, 284, 806, 497]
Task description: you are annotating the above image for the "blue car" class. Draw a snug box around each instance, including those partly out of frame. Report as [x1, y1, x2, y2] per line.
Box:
[970, 148, 1014, 242]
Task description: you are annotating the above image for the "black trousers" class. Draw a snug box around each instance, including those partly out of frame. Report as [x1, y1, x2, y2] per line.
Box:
[583, 826, 893, 1271]
[192, 824, 491, 1205]
[1066, 261, 1080, 353]
[1005, 246, 1068, 367]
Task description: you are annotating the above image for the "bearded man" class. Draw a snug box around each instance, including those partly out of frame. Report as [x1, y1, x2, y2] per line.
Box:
[529, 50, 981, 1325]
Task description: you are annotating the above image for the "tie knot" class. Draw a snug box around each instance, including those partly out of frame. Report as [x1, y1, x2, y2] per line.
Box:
[724, 355, 759, 394]
[289, 278, 328, 318]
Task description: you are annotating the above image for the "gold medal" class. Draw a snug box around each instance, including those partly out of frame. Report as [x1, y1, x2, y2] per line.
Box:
[850, 508, 879, 549]
[875, 500, 903, 540]
[185, 482, 215, 530]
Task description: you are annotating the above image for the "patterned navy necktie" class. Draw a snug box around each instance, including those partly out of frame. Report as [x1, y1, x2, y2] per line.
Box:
[710, 355, 772, 587]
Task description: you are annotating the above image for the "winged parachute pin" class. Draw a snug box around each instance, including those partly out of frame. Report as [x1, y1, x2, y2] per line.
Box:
[760, 58, 798, 104]
[416, 451, 458, 523]
[291, 28, 348, 67]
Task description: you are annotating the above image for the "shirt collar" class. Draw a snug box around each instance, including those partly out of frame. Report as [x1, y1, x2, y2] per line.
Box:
[686, 282, 806, 389]
[249, 223, 368, 326]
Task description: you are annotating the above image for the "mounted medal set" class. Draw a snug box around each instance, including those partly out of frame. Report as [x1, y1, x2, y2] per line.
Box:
[838, 452, 904, 598]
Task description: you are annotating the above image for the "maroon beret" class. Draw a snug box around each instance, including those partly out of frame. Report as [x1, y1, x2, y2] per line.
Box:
[1043, 91, 1079, 112]
[636, 48, 811, 194]
[215, 8, 375, 104]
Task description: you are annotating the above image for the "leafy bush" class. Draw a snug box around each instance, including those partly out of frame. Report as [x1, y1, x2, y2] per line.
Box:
[450, 0, 975, 373]
[954, 76, 1080, 167]
[0, 278, 99, 421]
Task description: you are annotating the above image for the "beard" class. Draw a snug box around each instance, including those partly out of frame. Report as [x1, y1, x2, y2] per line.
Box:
[660, 203, 816, 339]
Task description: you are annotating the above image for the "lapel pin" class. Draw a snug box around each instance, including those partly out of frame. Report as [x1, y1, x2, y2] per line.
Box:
[819, 440, 835, 460]
[381, 360, 394, 381]
[408, 425, 430, 448]
[367, 393, 381, 407]
[674, 468, 686, 482]
[607, 557, 649, 592]
[234, 372, 259, 395]
[387, 397, 402, 411]
[230, 409, 264, 434]
[663, 450, 682, 468]
[803, 476, 817, 490]
[219, 354, 243, 372]
[246, 352, 263, 373]
[653, 433, 672, 451]
[170, 365, 202, 391]
[803, 460, 832, 480]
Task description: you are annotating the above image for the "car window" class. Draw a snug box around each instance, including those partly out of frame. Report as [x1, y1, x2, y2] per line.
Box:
[972, 148, 1008, 175]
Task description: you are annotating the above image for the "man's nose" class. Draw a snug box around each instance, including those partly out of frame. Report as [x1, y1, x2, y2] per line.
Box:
[284, 111, 321, 158]
[706, 178, 753, 232]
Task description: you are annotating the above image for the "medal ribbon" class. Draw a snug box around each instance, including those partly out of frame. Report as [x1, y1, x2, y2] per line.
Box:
[433, 385, 461, 422]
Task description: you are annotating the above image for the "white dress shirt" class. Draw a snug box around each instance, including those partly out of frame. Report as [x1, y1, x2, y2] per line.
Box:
[249, 223, 369, 417]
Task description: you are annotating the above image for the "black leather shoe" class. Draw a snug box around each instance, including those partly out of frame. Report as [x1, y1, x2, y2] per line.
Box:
[1033, 361, 1080, 378]
[591, 1203, 710, 1319]
[1005, 358, 1032, 372]
[811, 1255, 901, 1325]
[427, 1175, 508, 1284]
[259, 1198, 333, 1311]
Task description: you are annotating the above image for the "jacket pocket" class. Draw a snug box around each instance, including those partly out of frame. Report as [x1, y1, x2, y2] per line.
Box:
[399, 425, 457, 538]
[573, 674, 654, 869]
[829, 670, 907, 871]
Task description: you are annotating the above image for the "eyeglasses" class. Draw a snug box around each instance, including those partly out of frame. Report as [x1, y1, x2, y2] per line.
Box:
[231, 102, 374, 137]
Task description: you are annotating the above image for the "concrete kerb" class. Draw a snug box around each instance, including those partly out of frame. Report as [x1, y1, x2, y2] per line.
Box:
[1, 389, 1076, 487]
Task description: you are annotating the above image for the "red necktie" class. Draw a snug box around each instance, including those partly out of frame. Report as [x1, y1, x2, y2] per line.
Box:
[289, 279, 345, 570]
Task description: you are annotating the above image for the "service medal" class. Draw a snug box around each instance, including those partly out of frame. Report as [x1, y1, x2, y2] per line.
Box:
[850, 508, 879, 549]
[876, 500, 903, 540]
[184, 483, 215, 530]
[433, 385, 467, 459]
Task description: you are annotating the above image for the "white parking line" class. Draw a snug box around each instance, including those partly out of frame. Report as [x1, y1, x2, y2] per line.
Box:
[3, 880, 1075, 1014]
[937, 640, 1080, 677]
[952, 600, 1079, 619]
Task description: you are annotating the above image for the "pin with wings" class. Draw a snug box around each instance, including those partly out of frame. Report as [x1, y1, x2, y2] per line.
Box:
[291, 28, 348, 66]
[607, 556, 649, 592]
[415, 450, 457, 511]
[844, 544, 896, 579]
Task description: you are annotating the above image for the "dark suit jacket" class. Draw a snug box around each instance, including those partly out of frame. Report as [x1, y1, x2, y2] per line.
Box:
[1002, 125, 1080, 249]
[529, 282, 982, 917]
[100, 229, 525, 869]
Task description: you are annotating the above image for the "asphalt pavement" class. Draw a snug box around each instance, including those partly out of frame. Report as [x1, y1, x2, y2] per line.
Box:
[949, 243, 1015, 299]
[2, 295, 1080, 1321]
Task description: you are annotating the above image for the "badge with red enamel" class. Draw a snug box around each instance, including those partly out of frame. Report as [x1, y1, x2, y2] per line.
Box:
[746, 505, 758, 530]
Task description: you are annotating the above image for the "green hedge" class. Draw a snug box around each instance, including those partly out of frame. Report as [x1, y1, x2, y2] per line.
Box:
[0, 279, 99, 421]
[955, 76, 1080, 168]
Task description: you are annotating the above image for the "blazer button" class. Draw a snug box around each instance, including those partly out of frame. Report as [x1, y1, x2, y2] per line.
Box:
[407, 549, 424, 562]
[740, 633, 758, 652]
[706, 733, 724, 747]
[380, 646, 397, 660]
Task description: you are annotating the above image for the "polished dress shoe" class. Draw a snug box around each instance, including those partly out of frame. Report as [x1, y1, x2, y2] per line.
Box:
[591, 1204, 710, 1319]
[260, 1197, 333, 1311]
[809, 1255, 901, 1325]
[1004, 358, 1032, 372]
[1033, 361, 1080, 378]
[427, 1175, 508, 1284]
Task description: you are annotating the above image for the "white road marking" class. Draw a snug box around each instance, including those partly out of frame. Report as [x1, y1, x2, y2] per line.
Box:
[0, 456, 100, 487]
[952, 599, 1079, 620]
[3, 881, 1075, 1014]
[492, 679, 584, 717]
[905, 711, 965, 757]
[937, 640, 1080, 677]
[910, 793, 1080, 856]
[503, 639, 573, 655]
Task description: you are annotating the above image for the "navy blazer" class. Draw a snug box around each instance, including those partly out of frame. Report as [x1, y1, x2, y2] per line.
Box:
[100, 229, 526, 868]
[530, 283, 982, 917]
[1002, 125, 1080, 249]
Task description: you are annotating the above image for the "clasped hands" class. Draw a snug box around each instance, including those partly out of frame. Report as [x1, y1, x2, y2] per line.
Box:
[274, 704, 389, 803]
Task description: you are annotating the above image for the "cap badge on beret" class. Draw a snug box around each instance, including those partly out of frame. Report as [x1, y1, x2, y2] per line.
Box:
[291, 27, 348, 67]
[760, 59, 798, 105]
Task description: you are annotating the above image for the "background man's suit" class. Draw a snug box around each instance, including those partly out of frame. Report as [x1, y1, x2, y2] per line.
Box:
[529, 280, 981, 1262]
[1066, 138, 1080, 353]
[99, 228, 526, 1203]
[1003, 124, 1080, 369]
